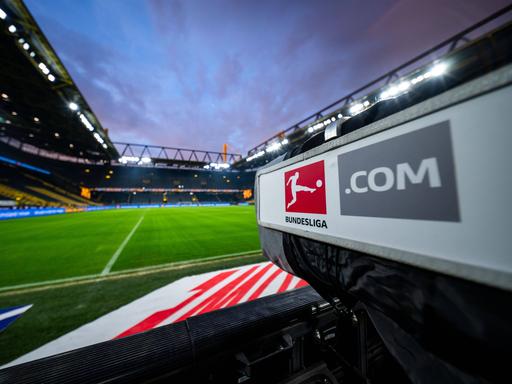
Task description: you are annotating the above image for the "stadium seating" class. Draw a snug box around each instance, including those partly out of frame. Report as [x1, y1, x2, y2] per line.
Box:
[0, 141, 255, 207]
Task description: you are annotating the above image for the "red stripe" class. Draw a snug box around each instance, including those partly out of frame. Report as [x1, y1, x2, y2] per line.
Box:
[277, 273, 294, 293]
[175, 265, 260, 321]
[213, 263, 274, 310]
[248, 268, 283, 300]
[293, 279, 308, 289]
[115, 269, 237, 339]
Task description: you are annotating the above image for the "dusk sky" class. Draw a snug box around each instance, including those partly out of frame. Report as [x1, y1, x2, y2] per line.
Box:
[25, 0, 508, 155]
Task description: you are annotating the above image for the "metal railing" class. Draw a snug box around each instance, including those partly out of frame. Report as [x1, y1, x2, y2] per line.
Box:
[246, 4, 512, 157]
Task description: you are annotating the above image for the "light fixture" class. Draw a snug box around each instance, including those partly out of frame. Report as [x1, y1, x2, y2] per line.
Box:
[0, 8, 7, 20]
[47, 74, 55, 82]
[38, 63, 50, 75]
[246, 150, 265, 162]
[281, 138, 289, 145]
[266, 142, 282, 153]
[8, 25, 16, 33]
[398, 81, 411, 91]
[349, 103, 364, 115]
[430, 62, 448, 77]
[11, 111, 17, 116]
[29, 52, 35, 57]
[1, 93, 8, 99]
[22, 42, 29, 50]
[54, 132, 60, 137]
[79, 113, 94, 131]
[93, 132, 104, 144]
[33, 117, 39, 122]
[119, 156, 140, 164]
[68, 102, 79, 111]
[307, 127, 314, 133]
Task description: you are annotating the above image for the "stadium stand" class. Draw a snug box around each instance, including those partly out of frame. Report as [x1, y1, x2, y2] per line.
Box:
[0, 0, 253, 210]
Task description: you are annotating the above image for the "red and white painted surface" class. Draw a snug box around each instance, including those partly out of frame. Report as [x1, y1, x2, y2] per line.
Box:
[5, 262, 307, 367]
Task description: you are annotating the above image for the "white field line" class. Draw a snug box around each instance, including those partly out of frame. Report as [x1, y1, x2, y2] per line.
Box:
[0, 304, 32, 321]
[101, 215, 145, 276]
[0, 249, 263, 295]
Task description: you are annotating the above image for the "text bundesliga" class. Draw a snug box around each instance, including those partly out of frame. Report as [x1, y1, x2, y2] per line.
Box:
[285, 216, 328, 229]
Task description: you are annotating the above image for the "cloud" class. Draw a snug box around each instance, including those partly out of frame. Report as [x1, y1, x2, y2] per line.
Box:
[26, 0, 511, 155]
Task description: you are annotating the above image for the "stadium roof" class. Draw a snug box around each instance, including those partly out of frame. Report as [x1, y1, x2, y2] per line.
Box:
[0, 0, 117, 161]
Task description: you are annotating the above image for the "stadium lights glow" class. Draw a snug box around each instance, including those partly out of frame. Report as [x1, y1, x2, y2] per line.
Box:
[349, 103, 364, 115]
[307, 127, 314, 133]
[379, 61, 448, 101]
[266, 142, 282, 153]
[338, 113, 343, 118]
[38, 62, 50, 75]
[246, 150, 265, 162]
[0, 8, 7, 20]
[33, 117, 39, 122]
[18, 38, 24, 44]
[79, 113, 94, 131]
[281, 138, 289, 145]
[102, 143, 108, 149]
[398, 81, 411, 92]
[211, 162, 230, 169]
[138, 157, 152, 165]
[69, 102, 79, 111]
[1, 93, 8, 99]
[22, 42, 29, 50]
[29, 51, 35, 57]
[430, 62, 448, 77]
[119, 156, 139, 164]
[47, 74, 55, 82]
[8, 25, 16, 33]
[93, 132, 104, 144]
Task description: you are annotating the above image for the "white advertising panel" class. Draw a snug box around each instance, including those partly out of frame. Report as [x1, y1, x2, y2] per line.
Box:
[258, 85, 512, 290]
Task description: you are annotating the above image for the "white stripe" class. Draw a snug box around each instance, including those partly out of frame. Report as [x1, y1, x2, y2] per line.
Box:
[0, 304, 32, 322]
[0, 250, 262, 294]
[101, 215, 145, 275]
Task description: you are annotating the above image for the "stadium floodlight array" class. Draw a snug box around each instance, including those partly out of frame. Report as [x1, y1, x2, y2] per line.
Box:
[243, 5, 512, 166]
[246, 150, 265, 162]
[118, 156, 152, 165]
[119, 156, 141, 164]
[245, 60, 450, 163]
[204, 162, 230, 170]
[1, 8, 58, 84]
[0, 1, 114, 156]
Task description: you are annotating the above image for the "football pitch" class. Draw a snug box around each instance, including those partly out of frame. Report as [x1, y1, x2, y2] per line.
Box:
[0, 205, 260, 289]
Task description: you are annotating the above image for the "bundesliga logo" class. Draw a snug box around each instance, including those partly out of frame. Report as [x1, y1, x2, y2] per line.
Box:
[284, 160, 326, 214]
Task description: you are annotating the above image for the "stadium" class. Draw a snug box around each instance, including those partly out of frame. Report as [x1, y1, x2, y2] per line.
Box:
[1, 0, 512, 383]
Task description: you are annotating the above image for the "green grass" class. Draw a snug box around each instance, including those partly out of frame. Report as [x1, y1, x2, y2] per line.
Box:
[0, 254, 265, 366]
[0, 206, 260, 288]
